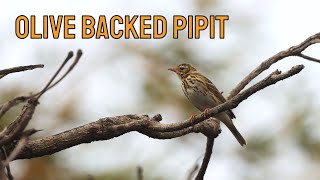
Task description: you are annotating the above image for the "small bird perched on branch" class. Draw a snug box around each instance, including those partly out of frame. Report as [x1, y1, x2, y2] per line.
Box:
[169, 63, 246, 146]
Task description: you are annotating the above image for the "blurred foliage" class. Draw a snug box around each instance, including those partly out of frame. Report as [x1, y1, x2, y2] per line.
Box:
[123, 39, 232, 116]
[0, 0, 319, 179]
[20, 157, 73, 180]
[73, 167, 166, 180]
[241, 135, 275, 164]
[74, 168, 136, 180]
[285, 99, 320, 161]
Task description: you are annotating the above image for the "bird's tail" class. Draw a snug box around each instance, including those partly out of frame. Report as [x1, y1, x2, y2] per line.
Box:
[218, 114, 246, 146]
[227, 123, 246, 146]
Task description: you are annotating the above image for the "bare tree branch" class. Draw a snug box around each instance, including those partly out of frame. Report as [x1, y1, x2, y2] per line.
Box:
[0, 50, 83, 180]
[38, 49, 82, 94]
[150, 64, 304, 133]
[0, 50, 82, 119]
[0, 96, 30, 119]
[228, 32, 320, 98]
[2, 137, 27, 167]
[186, 159, 200, 180]
[0, 167, 7, 180]
[137, 166, 143, 180]
[296, 53, 320, 63]
[0, 64, 44, 79]
[1, 32, 320, 179]
[195, 137, 214, 180]
[34, 51, 74, 100]
[0, 147, 11, 180]
[3, 115, 216, 159]
[0, 50, 82, 142]
[0, 64, 301, 161]
[0, 99, 38, 147]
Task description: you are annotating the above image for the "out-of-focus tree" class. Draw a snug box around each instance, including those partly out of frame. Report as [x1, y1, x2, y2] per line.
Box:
[0, 0, 319, 179]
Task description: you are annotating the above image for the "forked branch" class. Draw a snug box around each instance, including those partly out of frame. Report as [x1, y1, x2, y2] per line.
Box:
[1, 33, 320, 180]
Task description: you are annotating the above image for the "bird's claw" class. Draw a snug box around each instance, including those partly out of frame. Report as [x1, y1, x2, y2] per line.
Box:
[203, 108, 210, 119]
[187, 114, 197, 124]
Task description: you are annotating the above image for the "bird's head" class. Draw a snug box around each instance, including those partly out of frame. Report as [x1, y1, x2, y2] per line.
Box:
[168, 63, 197, 79]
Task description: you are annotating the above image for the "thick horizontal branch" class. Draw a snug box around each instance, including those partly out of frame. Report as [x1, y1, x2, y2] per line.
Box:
[6, 64, 303, 160]
[0, 32, 317, 179]
[11, 116, 220, 160]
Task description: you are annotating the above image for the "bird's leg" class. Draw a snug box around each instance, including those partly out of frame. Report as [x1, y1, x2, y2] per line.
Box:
[203, 108, 210, 119]
[188, 108, 211, 124]
[187, 114, 197, 124]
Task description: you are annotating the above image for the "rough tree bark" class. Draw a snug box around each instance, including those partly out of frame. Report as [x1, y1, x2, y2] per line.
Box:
[0, 32, 320, 180]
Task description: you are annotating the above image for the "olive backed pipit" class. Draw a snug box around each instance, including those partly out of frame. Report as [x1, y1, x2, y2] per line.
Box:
[169, 63, 246, 146]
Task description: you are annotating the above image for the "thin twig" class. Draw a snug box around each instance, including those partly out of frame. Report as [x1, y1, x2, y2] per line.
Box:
[37, 49, 82, 94]
[0, 32, 319, 179]
[0, 96, 29, 119]
[228, 32, 320, 98]
[0, 147, 12, 180]
[0, 99, 38, 146]
[0, 64, 44, 79]
[0, 136, 29, 180]
[35, 51, 74, 100]
[2, 137, 28, 167]
[137, 166, 143, 180]
[296, 53, 320, 63]
[0, 50, 82, 119]
[0, 50, 82, 149]
[6, 65, 304, 160]
[195, 137, 214, 180]
[186, 165, 199, 180]
[186, 156, 202, 180]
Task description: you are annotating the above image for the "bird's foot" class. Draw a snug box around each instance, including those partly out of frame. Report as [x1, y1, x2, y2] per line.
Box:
[187, 114, 197, 124]
[203, 108, 210, 119]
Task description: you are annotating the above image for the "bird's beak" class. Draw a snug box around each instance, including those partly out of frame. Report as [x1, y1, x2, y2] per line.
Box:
[168, 68, 176, 73]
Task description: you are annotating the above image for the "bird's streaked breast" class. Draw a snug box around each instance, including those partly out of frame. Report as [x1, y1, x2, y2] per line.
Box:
[181, 76, 219, 111]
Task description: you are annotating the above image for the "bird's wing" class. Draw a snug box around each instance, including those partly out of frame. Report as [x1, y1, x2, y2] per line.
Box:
[198, 73, 236, 119]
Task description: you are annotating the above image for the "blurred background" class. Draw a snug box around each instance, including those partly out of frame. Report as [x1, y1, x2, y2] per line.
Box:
[1, 0, 320, 179]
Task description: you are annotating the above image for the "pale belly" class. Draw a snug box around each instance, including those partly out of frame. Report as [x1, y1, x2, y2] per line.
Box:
[183, 86, 219, 112]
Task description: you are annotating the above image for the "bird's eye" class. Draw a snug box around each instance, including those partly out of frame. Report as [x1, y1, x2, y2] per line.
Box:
[179, 66, 184, 70]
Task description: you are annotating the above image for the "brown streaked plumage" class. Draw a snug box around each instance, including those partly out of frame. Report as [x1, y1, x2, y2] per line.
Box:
[169, 63, 246, 146]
